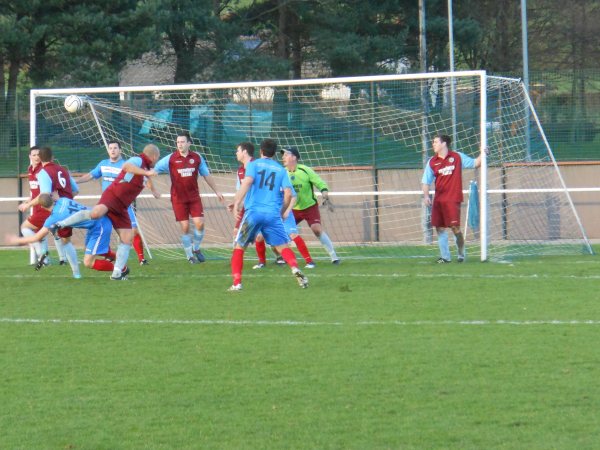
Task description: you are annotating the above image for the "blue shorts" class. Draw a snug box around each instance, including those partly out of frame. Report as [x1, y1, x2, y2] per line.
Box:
[128, 206, 138, 228]
[283, 213, 298, 235]
[235, 210, 289, 248]
[85, 216, 113, 255]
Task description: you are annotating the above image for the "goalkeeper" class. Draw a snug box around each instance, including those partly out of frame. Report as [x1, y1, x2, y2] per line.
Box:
[280, 147, 340, 264]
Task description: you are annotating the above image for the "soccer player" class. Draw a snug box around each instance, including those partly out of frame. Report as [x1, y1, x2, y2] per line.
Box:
[76, 141, 147, 265]
[22, 146, 79, 268]
[18, 146, 50, 266]
[154, 132, 224, 263]
[280, 147, 340, 264]
[421, 134, 483, 263]
[6, 193, 124, 279]
[53, 143, 161, 280]
[230, 139, 308, 291]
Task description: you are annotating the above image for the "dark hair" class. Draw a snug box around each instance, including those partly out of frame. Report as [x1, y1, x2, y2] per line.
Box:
[29, 145, 40, 154]
[108, 141, 121, 148]
[177, 132, 192, 143]
[38, 193, 54, 209]
[238, 141, 255, 157]
[260, 139, 277, 158]
[436, 134, 452, 147]
[39, 146, 53, 162]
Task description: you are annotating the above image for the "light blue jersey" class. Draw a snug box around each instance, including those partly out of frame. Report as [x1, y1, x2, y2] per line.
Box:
[89, 158, 125, 191]
[88, 158, 138, 227]
[244, 158, 293, 214]
[235, 158, 293, 248]
[43, 198, 112, 255]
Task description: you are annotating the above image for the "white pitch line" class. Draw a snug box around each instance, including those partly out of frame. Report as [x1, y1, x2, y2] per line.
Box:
[2, 318, 600, 326]
[2, 272, 600, 281]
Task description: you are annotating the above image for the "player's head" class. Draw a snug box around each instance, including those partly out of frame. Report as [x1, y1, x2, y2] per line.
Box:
[29, 146, 41, 166]
[260, 139, 277, 158]
[176, 132, 192, 153]
[280, 147, 300, 168]
[107, 141, 122, 161]
[236, 142, 254, 163]
[37, 193, 55, 210]
[143, 144, 161, 166]
[38, 146, 53, 163]
[433, 134, 451, 154]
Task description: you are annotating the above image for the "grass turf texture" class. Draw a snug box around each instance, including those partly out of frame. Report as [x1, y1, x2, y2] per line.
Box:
[1, 249, 600, 449]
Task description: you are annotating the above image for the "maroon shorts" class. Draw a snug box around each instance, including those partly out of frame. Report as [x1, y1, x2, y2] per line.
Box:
[431, 201, 461, 228]
[293, 203, 321, 226]
[57, 227, 73, 238]
[172, 198, 203, 222]
[27, 209, 51, 229]
[100, 189, 132, 230]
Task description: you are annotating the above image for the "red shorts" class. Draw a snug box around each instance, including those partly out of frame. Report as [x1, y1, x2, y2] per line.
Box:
[57, 227, 73, 238]
[27, 209, 51, 229]
[100, 189, 132, 229]
[172, 198, 203, 222]
[293, 203, 321, 226]
[431, 201, 461, 228]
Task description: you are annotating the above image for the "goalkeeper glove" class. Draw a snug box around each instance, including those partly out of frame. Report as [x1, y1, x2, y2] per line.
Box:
[322, 198, 335, 212]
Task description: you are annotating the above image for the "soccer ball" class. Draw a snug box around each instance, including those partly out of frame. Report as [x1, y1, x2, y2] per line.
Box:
[64, 95, 84, 113]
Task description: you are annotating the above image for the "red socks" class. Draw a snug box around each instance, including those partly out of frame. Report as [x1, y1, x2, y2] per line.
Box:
[133, 234, 144, 261]
[292, 236, 312, 263]
[231, 248, 245, 285]
[280, 248, 298, 269]
[92, 259, 114, 272]
[255, 239, 266, 264]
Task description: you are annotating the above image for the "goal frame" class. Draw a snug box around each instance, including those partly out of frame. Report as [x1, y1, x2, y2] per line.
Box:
[30, 70, 592, 261]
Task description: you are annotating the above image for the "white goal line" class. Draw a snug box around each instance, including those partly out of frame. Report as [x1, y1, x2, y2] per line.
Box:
[2, 317, 600, 327]
[3, 187, 600, 203]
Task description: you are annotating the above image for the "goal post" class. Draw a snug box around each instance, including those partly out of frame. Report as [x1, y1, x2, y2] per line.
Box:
[30, 71, 592, 262]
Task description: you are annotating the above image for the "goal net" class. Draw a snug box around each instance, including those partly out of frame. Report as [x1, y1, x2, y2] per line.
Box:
[30, 71, 592, 262]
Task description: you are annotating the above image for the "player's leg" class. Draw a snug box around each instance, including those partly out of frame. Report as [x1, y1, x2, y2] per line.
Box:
[230, 211, 260, 290]
[302, 205, 339, 264]
[84, 220, 119, 272]
[253, 234, 267, 269]
[447, 202, 465, 262]
[191, 216, 206, 262]
[112, 228, 133, 280]
[60, 236, 81, 279]
[20, 219, 45, 264]
[452, 225, 465, 262]
[285, 213, 314, 267]
[264, 218, 308, 289]
[128, 207, 146, 264]
[431, 201, 451, 263]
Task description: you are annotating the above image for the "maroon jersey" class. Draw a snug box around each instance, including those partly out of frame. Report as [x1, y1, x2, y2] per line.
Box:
[28, 164, 43, 213]
[428, 150, 464, 203]
[167, 151, 202, 202]
[107, 152, 153, 207]
[41, 161, 74, 199]
[236, 158, 254, 185]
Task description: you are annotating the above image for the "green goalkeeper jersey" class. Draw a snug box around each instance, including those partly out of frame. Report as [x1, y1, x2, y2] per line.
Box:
[286, 164, 329, 211]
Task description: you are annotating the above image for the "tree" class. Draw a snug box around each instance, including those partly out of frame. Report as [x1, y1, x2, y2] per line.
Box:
[0, 0, 153, 155]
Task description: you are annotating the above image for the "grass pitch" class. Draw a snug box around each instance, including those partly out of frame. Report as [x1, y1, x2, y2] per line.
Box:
[1, 249, 600, 449]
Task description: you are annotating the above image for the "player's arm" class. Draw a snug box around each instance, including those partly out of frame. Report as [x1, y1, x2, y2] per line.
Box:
[5, 227, 50, 245]
[232, 176, 253, 220]
[145, 177, 161, 199]
[70, 176, 79, 196]
[122, 161, 157, 177]
[282, 190, 296, 219]
[76, 173, 93, 183]
[202, 174, 224, 203]
[421, 163, 435, 207]
[282, 188, 293, 217]
[153, 155, 170, 174]
[199, 159, 224, 203]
